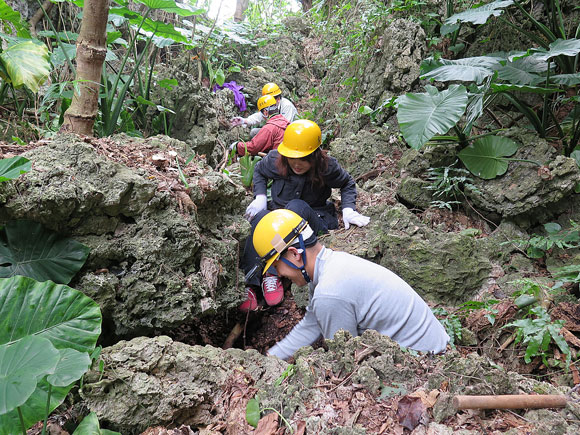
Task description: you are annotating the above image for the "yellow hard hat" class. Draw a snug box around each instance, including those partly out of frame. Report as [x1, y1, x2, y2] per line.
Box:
[257, 94, 277, 111]
[277, 120, 322, 158]
[253, 209, 308, 274]
[262, 82, 282, 97]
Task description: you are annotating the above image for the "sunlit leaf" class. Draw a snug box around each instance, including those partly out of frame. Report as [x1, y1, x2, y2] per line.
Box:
[444, 1, 513, 26]
[0, 156, 30, 182]
[421, 56, 502, 84]
[0, 41, 51, 92]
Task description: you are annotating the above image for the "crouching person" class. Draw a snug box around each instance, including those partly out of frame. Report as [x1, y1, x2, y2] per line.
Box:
[251, 209, 450, 360]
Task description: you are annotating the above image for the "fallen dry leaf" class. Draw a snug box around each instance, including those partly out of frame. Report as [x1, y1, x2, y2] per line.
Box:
[409, 389, 440, 408]
[255, 412, 279, 435]
[396, 395, 426, 431]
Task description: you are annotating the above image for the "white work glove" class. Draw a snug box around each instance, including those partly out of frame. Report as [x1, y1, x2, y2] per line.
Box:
[342, 207, 370, 229]
[231, 116, 247, 128]
[244, 194, 267, 221]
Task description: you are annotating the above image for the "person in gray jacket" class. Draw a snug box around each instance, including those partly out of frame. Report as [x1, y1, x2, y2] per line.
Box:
[251, 209, 450, 360]
[239, 120, 370, 312]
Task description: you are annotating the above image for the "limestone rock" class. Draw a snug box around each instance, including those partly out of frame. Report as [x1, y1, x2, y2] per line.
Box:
[329, 128, 402, 180]
[0, 135, 250, 337]
[82, 336, 287, 434]
[465, 129, 580, 221]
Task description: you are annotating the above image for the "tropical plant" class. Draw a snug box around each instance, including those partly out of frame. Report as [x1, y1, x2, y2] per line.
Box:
[72, 412, 120, 435]
[509, 221, 580, 259]
[0, 220, 91, 284]
[503, 305, 570, 369]
[238, 145, 262, 187]
[424, 162, 481, 210]
[0, 1, 51, 116]
[96, 0, 204, 136]
[396, 0, 580, 178]
[432, 307, 462, 348]
[0, 156, 31, 182]
[0, 275, 102, 434]
[246, 395, 293, 432]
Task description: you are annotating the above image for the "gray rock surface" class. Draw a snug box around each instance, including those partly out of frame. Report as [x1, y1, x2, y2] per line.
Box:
[0, 135, 250, 337]
[465, 129, 580, 221]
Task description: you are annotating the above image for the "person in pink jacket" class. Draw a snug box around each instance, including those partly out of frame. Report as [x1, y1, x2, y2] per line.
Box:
[230, 94, 290, 157]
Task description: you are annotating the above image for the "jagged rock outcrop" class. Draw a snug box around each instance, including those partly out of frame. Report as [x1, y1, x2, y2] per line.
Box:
[0, 134, 250, 337]
[464, 129, 580, 224]
[82, 331, 577, 434]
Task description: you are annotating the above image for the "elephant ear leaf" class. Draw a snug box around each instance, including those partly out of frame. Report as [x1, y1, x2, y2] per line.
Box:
[397, 84, 468, 150]
[0, 220, 90, 284]
[0, 41, 51, 92]
[458, 136, 519, 179]
[0, 276, 101, 433]
[0, 156, 31, 182]
[73, 412, 121, 435]
[0, 336, 59, 415]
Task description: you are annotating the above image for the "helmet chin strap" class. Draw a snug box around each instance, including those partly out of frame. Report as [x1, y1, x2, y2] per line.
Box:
[279, 233, 311, 283]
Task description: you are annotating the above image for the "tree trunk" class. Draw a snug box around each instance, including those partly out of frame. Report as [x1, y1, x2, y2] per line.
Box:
[300, 0, 312, 12]
[234, 0, 249, 23]
[60, 0, 109, 136]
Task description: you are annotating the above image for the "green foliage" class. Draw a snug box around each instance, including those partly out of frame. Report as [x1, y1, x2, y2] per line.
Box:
[274, 364, 295, 387]
[432, 307, 462, 348]
[457, 136, 522, 179]
[72, 412, 120, 435]
[511, 221, 580, 259]
[397, 84, 468, 149]
[0, 156, 30, 182]
[504, 305, 570, 368]
[425, 162, 481, 210]
[457, 299, 500, 325]
[0, 220, 91, 284]
[245, 398, 261, 428]
[0, 275, 101, 434]
[245, 395, 293, 433]
[239, 147, 262, 187]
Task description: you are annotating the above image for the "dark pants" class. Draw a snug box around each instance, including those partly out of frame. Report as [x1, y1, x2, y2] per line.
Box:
[241, 199, 338, 287]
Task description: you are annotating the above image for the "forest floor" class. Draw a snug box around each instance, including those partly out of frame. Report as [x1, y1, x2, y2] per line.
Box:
[6, 138, 580, 434]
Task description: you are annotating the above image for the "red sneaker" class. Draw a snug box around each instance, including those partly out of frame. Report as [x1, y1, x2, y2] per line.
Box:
[239, 287, 258, 312]
[262, 274, 284, 306]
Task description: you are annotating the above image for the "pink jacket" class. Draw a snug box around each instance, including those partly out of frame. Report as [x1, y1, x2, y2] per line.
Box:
[236, 114, 290, 156]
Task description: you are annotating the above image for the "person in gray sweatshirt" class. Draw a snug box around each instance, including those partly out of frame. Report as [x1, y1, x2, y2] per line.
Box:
[252, 209, 450, 361]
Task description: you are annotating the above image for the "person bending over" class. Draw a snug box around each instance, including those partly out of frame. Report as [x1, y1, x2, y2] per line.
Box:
[252, 209, 450, 360]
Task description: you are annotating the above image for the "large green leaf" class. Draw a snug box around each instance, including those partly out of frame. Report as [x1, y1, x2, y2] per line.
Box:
[109, 7, 190, 44]
[73, 412, 121, 435]
[421, 56, 502, 84]
[490, 83, 562, 94]
[497, 56, 548, 85]
[397, 84, 468, 149]
[0, 275, 101, 351]
[134, 0, 205, 16]
[531, 38, 580, 62]
[0, 378, 70, 435]
[444, 1, 513, 26]
[0, 336, 59, 414]
[0, 156, 30, 182]
[545, 73, 580, 86]
[458, 136, 519, 179]
[0, 41, 51, 92]
[0, 0, 30, 38]
[47, 348, 91, 387]
[0, 220, 90, 284]
[0, 276, 100, 434]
